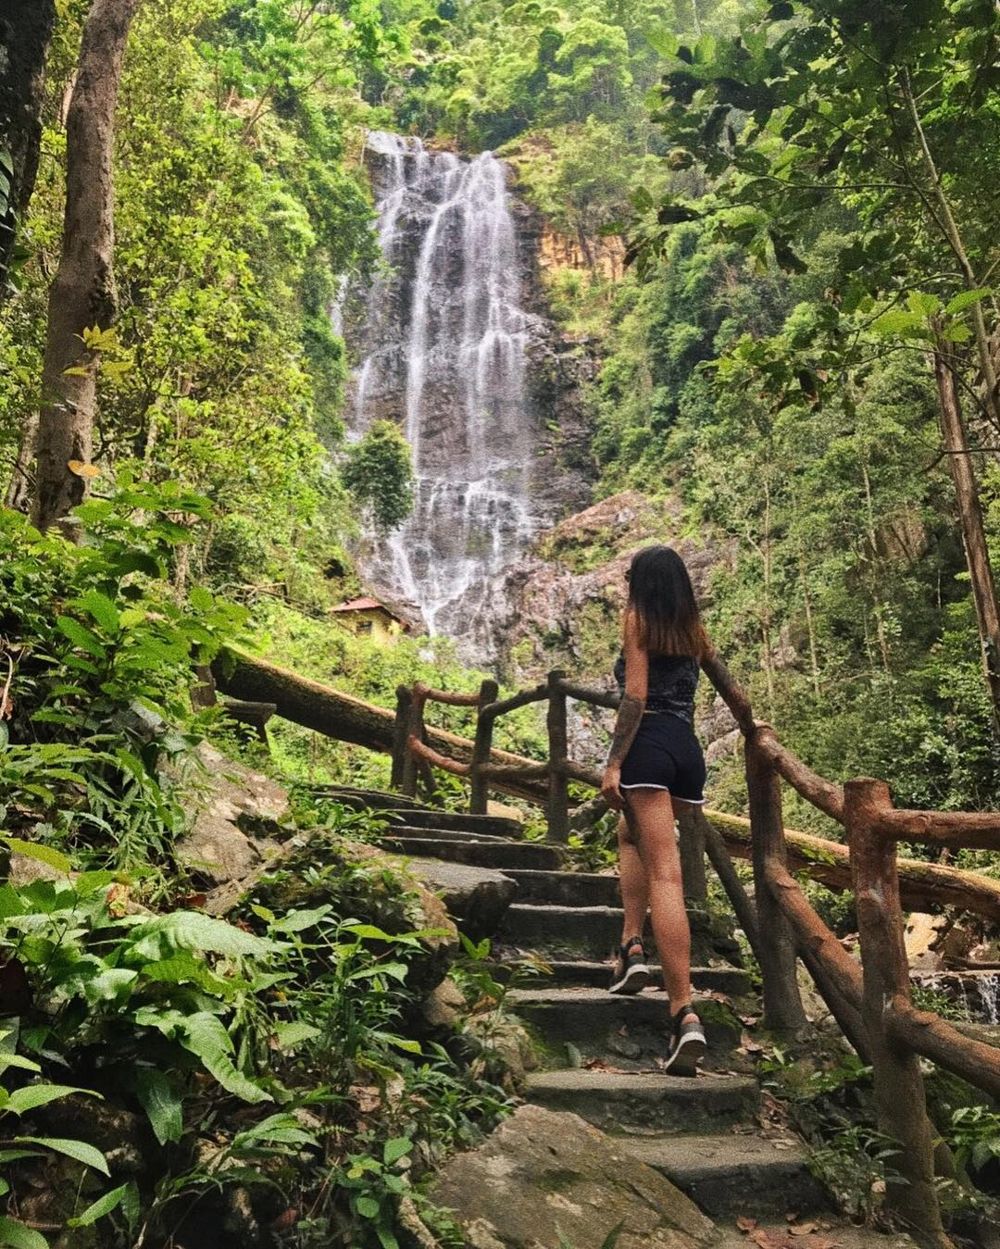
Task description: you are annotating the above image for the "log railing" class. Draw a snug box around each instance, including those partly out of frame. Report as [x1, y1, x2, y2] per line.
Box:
[392, 670, 615, 844]
[393, 654, 1000, 1249]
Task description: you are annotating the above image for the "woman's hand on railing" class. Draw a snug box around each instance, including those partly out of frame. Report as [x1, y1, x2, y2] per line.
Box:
[601, 764, 624, 811]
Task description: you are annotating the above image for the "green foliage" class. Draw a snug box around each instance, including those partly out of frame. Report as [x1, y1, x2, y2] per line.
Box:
[0, 487, 245, 872]
[342, 419, 415, 532]
[0, 837, 512, 1246]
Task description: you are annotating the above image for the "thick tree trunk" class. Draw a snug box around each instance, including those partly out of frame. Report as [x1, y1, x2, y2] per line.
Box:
[0, 1, 55, 294]
[213, 648, 550, 804]
[18, 0, 140, 530]
[932, 342, 1000, 732]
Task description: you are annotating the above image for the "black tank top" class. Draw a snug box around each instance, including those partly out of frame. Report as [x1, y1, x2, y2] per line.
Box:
[614, 651, 699, 723]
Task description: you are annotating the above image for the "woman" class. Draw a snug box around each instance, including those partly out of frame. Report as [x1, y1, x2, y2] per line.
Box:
[601, 545, 710, 1076]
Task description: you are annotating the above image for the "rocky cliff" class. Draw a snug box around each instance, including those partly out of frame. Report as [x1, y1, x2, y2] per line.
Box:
[498, 490, 739, 765]
[343, 132, 592, 659]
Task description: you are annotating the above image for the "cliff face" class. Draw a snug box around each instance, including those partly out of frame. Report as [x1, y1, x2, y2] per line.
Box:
[343, 132, 592, 659]
[498, 491, 738, 765]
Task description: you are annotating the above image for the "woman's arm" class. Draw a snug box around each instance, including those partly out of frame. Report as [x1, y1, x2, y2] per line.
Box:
[601, 611, 648, 810]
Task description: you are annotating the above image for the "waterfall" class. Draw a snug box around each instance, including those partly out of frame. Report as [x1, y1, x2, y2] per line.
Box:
[347, 131, 545, 658]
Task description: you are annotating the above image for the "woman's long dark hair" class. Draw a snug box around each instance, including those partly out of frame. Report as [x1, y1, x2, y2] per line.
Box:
[626, 545, 708, 659]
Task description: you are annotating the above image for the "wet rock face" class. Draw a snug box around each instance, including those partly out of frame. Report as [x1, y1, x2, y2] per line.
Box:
[344, 132, 591, 660]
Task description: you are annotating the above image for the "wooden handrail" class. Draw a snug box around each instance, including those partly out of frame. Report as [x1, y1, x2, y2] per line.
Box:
[554, 678, 621, 710]
[755, 725, 845, 822]
[408, 736, 472, 778]
[708, 811, 1000, 922]
[876, 806, 1000, 848]
[481, 684, 547, 720]
[413, 681, 482, 708]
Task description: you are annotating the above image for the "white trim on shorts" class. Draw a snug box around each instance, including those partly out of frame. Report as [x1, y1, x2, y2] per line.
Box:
[619, 782, 706, 804]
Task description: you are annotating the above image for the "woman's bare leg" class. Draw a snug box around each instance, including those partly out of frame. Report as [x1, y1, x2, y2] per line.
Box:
[625, 788, 694, 1013]
[617, 814, 649, 943]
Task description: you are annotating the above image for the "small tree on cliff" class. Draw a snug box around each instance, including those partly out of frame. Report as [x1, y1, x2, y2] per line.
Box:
[342, 420, 415, 532]
[7, 0, 141, 529]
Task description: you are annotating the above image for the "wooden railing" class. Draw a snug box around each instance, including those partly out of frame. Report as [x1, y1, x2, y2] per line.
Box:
[393, 654, 1000, 1249]
[390, 670, 618, 843]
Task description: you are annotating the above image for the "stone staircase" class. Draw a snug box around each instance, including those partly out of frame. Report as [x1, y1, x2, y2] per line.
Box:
[326, 786, 827, 1223]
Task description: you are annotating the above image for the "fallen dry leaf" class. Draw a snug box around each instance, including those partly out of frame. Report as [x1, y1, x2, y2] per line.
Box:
[788, 1224, 818, 1236]
[736, 1216, 758, 1233]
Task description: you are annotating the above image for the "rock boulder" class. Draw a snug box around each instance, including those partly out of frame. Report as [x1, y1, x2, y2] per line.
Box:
[409, 858, 519, 941]
[429, 1104, 716, 1249]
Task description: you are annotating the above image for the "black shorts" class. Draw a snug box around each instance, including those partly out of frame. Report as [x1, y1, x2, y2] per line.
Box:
[619, 712, 706, 804]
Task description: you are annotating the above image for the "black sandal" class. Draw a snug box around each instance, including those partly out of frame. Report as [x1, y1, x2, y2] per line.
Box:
[662, 1002, 706, 1076]
[608, 935, 652, 995]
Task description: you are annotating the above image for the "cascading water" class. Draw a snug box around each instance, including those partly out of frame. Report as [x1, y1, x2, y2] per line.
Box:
[347, 131, 546, 658]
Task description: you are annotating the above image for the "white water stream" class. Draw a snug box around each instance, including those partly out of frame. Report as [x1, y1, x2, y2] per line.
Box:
[348, 131, 543, 656]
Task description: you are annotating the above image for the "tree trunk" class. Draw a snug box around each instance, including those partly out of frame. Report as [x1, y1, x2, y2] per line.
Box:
[212, 647, 550, 804]
[0, 0, 55, 295]
[932, 340, 1000, 732]
[20, 0, 141, 530]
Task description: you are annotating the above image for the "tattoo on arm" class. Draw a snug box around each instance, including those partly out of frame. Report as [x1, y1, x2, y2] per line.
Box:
[606, 693, 644, 768]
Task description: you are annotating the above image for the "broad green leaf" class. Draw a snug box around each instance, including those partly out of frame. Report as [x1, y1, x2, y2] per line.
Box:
[945, 287, 991, 315]
[269, 906, 332, 934]
[906, 290, 942, 317]
[383, 1137, 413, 1164]
[72, 590, 120, 634]
[15, 1136, 110, 1176]
[67, 1183, 130, 1227]
[140, 953, 233, 996]
[0, 839, 72, 875]
[355, 1196, 381, 1219]
[0, 1054, 42, 1075]
[870, 308, 925, 338]
[376, 1223, 400, 1249]
[644, 28, 677, 57]
[80, 968, 138, 1004]
[135, 1069, 183, 1146]
[0, 1216, 49, 1249]
[126, 911, 276, 961]
[6, 1084, 99, 1115]
[178, 1014, 272, 1104]
[272, 1021, 321, 1050]
[55, 616, 106, 659]
[234, 1113, 318, 1148]
[341, 923, 395, 942]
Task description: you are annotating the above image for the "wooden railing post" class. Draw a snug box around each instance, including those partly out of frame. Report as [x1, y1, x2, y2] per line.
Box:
[546, 670, 569, 843]
[400, 686, 424, 799]
[469, 678, 499, 815]
[390, 685, 412, 790]
[745, 729, 807, 1033]
[677, 805, 708, 903]
[846, 779, 954, 1249]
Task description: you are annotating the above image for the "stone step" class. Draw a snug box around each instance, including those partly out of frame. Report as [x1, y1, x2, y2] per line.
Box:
[499, 902, 743, 966]
[508, 988, 742, 1068]
[378, 835, 564, 871]
[525, 1069, 759, 1133]
[385, 808, 524, 838]
[623, 1131, 827, 1219]
[501, 868, 620, 907]
[513, 960, 752, 996]
[385, 824, 511, 844]
[311, 785, 434, 813]
[499, 902, 622, 959]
